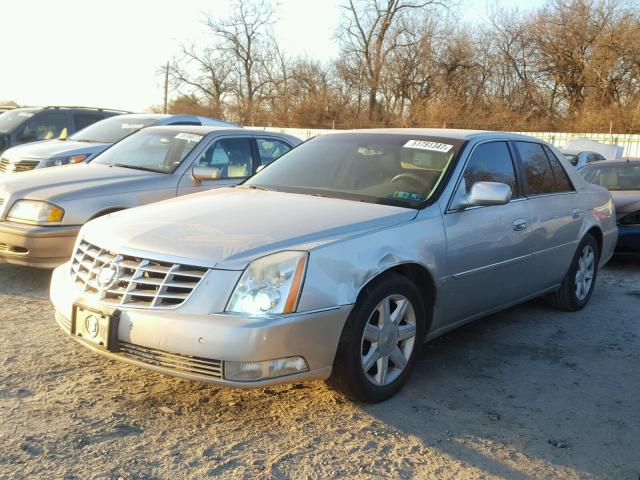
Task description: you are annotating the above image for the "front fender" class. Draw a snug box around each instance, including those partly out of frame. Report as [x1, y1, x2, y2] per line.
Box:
[298, 207, 446, 311]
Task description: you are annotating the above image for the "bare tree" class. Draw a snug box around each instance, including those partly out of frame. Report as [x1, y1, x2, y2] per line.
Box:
[168, 44, 233, 118]
[337, 0, 445, 123]
[206, 0, 277, 124]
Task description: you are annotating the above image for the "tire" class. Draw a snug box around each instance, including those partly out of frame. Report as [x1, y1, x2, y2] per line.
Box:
[329, 273, 426, 403]
[548, 233, 599, 311]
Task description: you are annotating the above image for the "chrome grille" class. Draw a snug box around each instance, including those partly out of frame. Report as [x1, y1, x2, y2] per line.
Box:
[70, 239, 208, 309]
[120, 341, 223, 379]
[0, 158, 40, 173]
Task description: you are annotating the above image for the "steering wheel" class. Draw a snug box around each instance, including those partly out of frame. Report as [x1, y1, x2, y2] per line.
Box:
[391, 173, 425, 190]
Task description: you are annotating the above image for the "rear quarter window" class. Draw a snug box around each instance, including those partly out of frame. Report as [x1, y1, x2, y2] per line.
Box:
[543, 146, 574, 193]
[514, 141, 557, 195]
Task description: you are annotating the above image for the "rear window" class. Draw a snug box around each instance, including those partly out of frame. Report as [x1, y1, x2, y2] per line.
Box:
[582, 163, 640, 191]
[70, 116, 159, 144]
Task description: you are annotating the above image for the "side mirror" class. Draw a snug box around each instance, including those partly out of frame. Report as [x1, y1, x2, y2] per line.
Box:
[192, 165, 221, 182]
[458, 181, 511, 209]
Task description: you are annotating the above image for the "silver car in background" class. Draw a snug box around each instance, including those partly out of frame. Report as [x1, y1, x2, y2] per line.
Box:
[50, 129, 617, 402]
[0, 126, 300, 268]
[0, 113, 239, 173]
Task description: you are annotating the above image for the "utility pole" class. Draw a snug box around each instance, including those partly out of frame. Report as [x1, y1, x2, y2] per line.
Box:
[163, 62, 169, 114]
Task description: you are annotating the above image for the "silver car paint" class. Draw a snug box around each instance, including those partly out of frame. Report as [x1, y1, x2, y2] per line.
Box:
[50, 129, 617, 387]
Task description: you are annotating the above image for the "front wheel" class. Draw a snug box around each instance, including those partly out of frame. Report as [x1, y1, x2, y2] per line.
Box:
[549, 233, 599, 311]
[329, 273, 425, 403]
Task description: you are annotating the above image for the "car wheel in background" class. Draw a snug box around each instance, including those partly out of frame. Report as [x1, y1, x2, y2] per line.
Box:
[548, 233, 600, 311]
[329, 273, 425, 403]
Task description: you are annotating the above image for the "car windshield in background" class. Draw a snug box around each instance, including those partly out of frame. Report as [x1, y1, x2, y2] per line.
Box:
[0, 109, 38, 133]
[70, 116, 158, 144]
[245, 133, 463, 207]
[91, 130, 204, 174]
[581, 163, 640, 191]
[563, 153, 579, 166]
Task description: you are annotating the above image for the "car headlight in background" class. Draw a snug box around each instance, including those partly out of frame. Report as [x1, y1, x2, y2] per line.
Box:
[226, 251, 308, 316]
[7, 200, 64, 224]
[44, 154, 88, 167]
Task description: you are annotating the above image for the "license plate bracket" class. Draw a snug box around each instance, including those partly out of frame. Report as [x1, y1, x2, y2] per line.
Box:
[71, 303, 121, 352]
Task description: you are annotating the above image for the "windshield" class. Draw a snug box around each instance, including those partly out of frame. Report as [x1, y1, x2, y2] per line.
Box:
[70, 116, 159, 144]
[563, 153, 579, 166]
[91, 129, 205, 174]
[245, 133, 463, 207]
[0, 109, 39, 133]
[581, 163, 640, 191]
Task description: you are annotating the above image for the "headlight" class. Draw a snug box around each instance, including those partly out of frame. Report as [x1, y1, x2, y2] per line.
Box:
[44, 154, 88, 167]
[7, 200, 64, 224]
[226, 251, 308, 316]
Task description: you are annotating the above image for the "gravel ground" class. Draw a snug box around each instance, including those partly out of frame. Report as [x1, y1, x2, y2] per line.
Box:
[1, 259, 639, 480]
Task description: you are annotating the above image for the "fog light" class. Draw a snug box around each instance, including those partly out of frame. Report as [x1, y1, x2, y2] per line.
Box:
[224, 356, 308, 381]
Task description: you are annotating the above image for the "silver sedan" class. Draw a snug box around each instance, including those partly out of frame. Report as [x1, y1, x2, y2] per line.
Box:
[50, 129, 617, 402]
[0, 126, 300, 268]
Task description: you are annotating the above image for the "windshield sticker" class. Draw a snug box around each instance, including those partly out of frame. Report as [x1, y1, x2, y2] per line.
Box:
[392, 191, 424, 201]
[403, 140, 453, 153]
[17, 112, 34, 118]
[121, 123, 145, 129]
[175, 132, 203, 142]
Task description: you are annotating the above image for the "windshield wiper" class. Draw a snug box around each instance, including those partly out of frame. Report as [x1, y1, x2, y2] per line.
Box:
[112, 163, 163, 173]
[238, 184, 272, 191]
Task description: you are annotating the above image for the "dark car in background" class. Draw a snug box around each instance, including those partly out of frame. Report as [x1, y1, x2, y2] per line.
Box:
[581, 159, 640, 254]
[0, 113, 239, 173]
[0, 106, 127, 156]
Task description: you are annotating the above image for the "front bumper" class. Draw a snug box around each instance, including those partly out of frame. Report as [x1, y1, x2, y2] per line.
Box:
[615, 224, 640, 254]
[50, 264, 352, 387]
[0, 221, 79, 268]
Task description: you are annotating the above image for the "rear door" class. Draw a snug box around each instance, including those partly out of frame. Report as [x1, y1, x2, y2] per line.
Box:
[177, 135, 255, 195]
[513, 142, 582, 290]
[439, 140, 534, 324]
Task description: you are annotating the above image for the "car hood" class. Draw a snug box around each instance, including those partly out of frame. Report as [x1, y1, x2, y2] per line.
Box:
[611, 190, 640, 214]
[1, 139, 109, 161]
[0, 163, 162, 204]
[82, 187, 418, 270]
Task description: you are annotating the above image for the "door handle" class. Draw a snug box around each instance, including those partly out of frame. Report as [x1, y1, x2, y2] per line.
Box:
[571, 208, 582, 219]
[512, 219, 528, 231]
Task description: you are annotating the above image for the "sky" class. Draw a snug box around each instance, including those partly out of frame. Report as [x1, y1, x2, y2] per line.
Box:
[0, 0, 544, 112]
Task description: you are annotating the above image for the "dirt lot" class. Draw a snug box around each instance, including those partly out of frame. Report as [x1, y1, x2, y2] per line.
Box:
[0, 259, 639, 480]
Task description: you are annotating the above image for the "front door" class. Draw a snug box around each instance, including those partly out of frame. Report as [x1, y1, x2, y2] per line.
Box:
[177, 137, 255, 195]
[438, 141, 534, 327]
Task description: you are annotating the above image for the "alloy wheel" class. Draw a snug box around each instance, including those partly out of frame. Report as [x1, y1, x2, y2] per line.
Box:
[360, 294, 417, 386]
[575, 244, 595, 301]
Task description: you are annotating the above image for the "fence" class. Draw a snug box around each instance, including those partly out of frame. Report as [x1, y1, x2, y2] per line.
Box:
[249, 126, 640, 157]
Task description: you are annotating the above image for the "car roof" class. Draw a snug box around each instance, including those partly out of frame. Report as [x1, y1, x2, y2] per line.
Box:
[607, 158, 640, 164]
[326, 128, 542, 141]
[141, 126, 302, 140]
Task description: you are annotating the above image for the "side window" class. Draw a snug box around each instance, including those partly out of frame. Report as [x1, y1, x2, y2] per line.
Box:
[256, 138, 292, 166]
[543, 145, 574, 193]
[19, 113, 68, 141]
[515, 141, 557, 195]
[197, 138, 253, 178]
[74, 113, 103, 131]
[461, 141, 518, 197]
